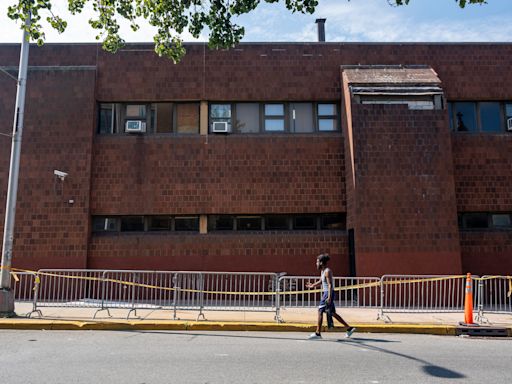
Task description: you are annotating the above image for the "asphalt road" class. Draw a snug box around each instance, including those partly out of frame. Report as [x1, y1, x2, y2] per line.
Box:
[1, 330, 511, 383]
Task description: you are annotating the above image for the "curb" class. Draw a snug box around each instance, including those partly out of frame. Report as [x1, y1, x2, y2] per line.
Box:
[0, 320, 471, 335]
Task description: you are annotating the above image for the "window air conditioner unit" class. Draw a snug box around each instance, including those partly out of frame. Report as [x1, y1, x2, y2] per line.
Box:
[125, 120, 146, 133]
[507, 118, 512, 132]
[212, 121, 229, 133]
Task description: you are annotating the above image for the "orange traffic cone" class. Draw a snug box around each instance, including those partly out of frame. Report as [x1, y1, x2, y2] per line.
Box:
[463, 273, 474, 325]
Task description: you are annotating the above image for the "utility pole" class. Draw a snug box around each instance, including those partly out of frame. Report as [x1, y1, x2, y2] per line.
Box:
[0, 12, 31, 317]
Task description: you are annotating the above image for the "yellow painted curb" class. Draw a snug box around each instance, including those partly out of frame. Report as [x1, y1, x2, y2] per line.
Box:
[0, 319, 467, 335]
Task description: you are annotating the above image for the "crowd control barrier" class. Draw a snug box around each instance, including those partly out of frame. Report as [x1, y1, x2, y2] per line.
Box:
[277, 276, 380, 309]
[177, 272, 279, 320]
[11, 269, 510, 323]
[97, 270, 177, 319]
[476, 275, 512, 323]
[377, 275, 479, 322]
[35, 269, 105, 310]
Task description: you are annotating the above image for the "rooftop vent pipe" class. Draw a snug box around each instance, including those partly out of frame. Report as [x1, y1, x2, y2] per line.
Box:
[315, 18, 326, 42]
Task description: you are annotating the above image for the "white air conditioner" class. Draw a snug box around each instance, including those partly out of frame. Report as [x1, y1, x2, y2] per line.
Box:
[507, 117, 512, 132]
[212, 121, 229, 133]
[125, 120, 146, 133]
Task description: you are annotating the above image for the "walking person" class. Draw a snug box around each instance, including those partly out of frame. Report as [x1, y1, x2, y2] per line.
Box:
[306, 253, 356, 339]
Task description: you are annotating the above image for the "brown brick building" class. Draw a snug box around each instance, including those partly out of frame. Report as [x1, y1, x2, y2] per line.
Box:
[0, 43, 511, 277]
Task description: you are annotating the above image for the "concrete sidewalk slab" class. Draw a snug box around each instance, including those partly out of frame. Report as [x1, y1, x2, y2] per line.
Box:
[2, 302, 510, 336]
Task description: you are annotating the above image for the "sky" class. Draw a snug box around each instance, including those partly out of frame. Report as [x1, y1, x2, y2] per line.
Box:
[0, 0, 511, 44]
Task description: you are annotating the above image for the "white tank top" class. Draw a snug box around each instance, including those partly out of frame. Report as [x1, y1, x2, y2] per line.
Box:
[321, 269, 331, 293]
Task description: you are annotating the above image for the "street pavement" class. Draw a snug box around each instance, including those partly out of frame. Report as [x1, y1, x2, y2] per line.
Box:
[1, 330, 511, 383]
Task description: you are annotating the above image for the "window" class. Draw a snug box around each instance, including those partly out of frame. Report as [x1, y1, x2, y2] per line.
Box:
[92, 217, 119, 232]
[449, 101, 512, 133]
[317, 103, 338, 131]
[210, 104, 232, 132]
[176, 103, 200, 134]
[208, 215, 234, 231]
[293, 215, 318, 230]
[98, 104, 115, 134]
[321, 214, 346, 230]
[479, 102, 502, 132]
[175, 216, 199, 231]
[459, 212, 512, 230]
[264, 104, 285, 132]
[121, 216, 145, 232]
[453, 102, 477, 132]
[506, 103, 512, 129]
[236, 216, 262, 230]
[290, 103, 314, 133]
[235, 103, 260, 133]
[149, 216, 172, 231]
[491, 214, 511, 228]
[265, 215, 289, 230]
[152, 103, 173, 133]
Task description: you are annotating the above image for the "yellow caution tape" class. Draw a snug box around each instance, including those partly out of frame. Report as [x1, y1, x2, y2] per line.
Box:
[2, 266, 511, 298]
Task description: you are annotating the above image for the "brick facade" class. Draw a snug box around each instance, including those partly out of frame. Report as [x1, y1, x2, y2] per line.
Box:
[1, 42, 511, 276]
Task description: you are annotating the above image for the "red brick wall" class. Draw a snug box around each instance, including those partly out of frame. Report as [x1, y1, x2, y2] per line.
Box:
[91, 135, 345, 214]
[1, 69, 96, 270]
[452, 134, 512, 274]
[94, 43, 512, 102]
[1, 43, 512, 275]
[460, 232, 512, 274]
[452, 134, 512, 212]
[347, 104, 462, 276]
[88, 232, 348, 275]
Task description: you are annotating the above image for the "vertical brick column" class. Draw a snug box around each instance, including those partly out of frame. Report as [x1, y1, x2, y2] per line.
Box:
[341, 72, 462, 276]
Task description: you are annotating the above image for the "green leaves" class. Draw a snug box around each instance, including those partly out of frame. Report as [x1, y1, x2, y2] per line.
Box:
[7, 0, 488, 62]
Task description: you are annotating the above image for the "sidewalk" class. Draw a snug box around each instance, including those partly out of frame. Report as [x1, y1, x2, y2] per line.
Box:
[1, 303, 511, 336]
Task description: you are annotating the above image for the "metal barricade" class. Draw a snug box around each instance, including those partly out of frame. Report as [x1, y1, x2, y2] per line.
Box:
[35, 269, 105, 310]
[12, 271, 40, 317]
[12, 271, 37, 302]
[174, 272, 279, 321]
[99, 270, 176, 319]
[378, 274, 478, 322]
[278, 276, 380, 309]
[476, 275, 512, 322]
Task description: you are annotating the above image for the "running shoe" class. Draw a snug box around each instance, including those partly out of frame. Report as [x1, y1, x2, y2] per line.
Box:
[345, 327, 356, 338]
[308, 332, 322, 340]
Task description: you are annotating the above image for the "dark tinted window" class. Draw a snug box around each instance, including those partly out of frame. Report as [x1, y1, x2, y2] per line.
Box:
[236, 216, 262, 231]
[480, 102, 502, 132]
[321, 214, 346, 230]
[293, 216, 317, 230]
[149, 216, 172, 231]
[175, 217, 199, 231]
[209, 215, 234, 231]
[265, 216, 289, 230]
[92, 217, 118, 232]
[99, 104, 114, 134]
[121, 216, 145, 232]
[463, 213, 489, 229]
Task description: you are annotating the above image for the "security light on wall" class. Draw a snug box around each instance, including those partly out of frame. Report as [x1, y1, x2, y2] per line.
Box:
[54, 170, 68, 181]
